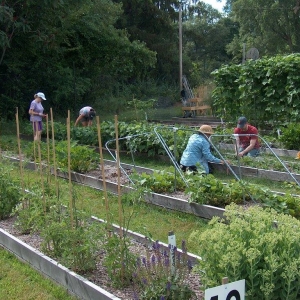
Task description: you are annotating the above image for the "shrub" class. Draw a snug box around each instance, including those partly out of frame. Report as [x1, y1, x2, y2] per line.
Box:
[189, 204, 300, 299]
[280, 123, 300, 150]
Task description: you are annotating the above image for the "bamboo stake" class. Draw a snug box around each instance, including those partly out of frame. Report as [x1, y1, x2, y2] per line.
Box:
[114, 115, 123, 238]
[37, 124, 46, 215]
[0, 117, 2, 159]
[96, 116, 110, 226]
[32, 122, 37, 170]
[114, 114, 124, 284]
[46, 114, 51, 181]
[15, 108, 25, 205]
[67, 111, 74, 228]
[50, 108, 59, 206]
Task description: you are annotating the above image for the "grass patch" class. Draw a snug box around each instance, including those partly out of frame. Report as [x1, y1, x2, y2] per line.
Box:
[0, 248, 76, 300]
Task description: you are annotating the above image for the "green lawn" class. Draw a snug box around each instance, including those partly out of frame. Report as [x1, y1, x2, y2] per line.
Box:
[0, 248, 77, 300]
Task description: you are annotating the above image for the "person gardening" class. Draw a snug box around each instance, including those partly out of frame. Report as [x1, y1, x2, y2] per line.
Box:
[234, 116, 260, 157]
[29, 92, 47, 141]
[74, 106, 96, 127]
[179, 124, 227, 174]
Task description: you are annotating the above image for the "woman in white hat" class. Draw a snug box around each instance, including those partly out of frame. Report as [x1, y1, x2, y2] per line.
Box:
[28, 92, 47, 141]
[180, 124, 226, 174]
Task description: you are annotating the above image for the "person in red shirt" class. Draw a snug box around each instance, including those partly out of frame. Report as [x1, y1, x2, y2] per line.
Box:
[234, 116, 260, 157]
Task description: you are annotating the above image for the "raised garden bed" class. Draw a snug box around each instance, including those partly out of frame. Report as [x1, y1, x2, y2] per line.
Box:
[0, 214, 202, 300]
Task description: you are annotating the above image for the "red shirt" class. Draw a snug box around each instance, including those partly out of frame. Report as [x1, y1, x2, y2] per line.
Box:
[234, 124, 260, 149]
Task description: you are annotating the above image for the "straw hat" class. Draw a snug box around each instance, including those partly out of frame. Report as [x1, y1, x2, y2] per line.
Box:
[199, 124, 214, 135]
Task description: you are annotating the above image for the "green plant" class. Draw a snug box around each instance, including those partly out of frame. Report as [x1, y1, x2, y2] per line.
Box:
[212, 54, 300, 127]
[133, 240, 196, 299]
[103, 233, 137, 287]
[103, 188, 146, 287]
[185, 174, 246, 206]
[189, 204, 300, 299]
[55, 140, 98, 173]
[0, 162, 23, 219]
[132, 169, 186, 194]
[61, 222, 104, 273]
[280, 123, 300, 150]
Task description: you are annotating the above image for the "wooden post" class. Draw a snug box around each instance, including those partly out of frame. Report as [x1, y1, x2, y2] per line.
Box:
[37, 124, 46, 215]
[0, 116, 2, 159]
[46, 114, 51, 181]
[96, 116, 110, 226]
[50, 108, 60, 211]
[114, 115, 123, 237]
[67, 111, 74, 228]
[222, 277, 229, 285]
[15, 108, 25, 198]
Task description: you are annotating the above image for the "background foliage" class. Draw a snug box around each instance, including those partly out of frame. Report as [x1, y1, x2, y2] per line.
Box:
[212, 54, 300, 127]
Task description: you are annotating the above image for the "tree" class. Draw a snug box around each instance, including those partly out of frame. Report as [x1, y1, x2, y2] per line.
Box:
[227, 0, 300, 57]
[182, 2, 236, 85]
[0, 0, 156, 119]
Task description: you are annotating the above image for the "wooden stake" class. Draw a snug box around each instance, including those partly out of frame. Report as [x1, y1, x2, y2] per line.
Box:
[32, 122, 37, 170]
[15, 108, 25, 204]
[222, 277, 229, 285]
[50, 108, 60, 211]
[46, 114, 51, 181]
[0, 116, 2, 159]
[114, 114, 124, 284]
[37, 126, 46, 215]
[67, 111, 74, 228]
[96, 116, 110, 226]
[114, 115, 123, 238]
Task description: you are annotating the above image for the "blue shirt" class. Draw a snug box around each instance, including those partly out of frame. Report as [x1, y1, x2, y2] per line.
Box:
[180, 133, 221, 167]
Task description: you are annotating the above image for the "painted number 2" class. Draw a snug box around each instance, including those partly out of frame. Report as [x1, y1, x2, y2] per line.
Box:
[210, 290, 241, 300]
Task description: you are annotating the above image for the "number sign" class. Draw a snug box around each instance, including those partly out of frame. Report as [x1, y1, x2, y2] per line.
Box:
[205, 279, 245, 300]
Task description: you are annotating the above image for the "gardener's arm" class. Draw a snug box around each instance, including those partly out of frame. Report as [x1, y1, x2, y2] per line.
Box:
[239, 138, 256, 156]
[74, 114, 84, 126]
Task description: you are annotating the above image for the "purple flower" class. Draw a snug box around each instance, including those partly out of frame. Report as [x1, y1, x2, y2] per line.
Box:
[152, 240, 160, 250]
[164, 257, 170, 267]
[166, 281, 171, 291]
[151, 254, 156, 264]
[160, 297, 165, 300]
[142, 278, 148, 286]
[142, 257, 147, 266]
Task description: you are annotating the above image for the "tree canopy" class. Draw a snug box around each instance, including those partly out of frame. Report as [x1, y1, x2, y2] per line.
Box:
[1, 0, 299, 120]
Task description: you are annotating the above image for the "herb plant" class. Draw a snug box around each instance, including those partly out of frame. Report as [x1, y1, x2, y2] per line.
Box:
[189, 204, 300, 299]
[133, 240, 196, 300]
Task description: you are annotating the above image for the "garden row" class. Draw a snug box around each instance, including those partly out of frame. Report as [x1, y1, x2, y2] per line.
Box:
[2, 150, 300, 299]
[20, 119, 300, 154]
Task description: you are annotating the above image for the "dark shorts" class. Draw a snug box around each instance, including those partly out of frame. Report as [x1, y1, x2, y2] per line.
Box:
[180, 164, 198, 173]
[82, 115, 94, 123]
[31, 121, 42, 132]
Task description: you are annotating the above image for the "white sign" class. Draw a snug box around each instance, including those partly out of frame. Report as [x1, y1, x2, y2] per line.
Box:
[205, 279, 245, 300]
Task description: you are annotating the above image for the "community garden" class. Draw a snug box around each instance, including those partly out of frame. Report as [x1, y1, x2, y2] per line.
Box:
[1, 54, 300, 299]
